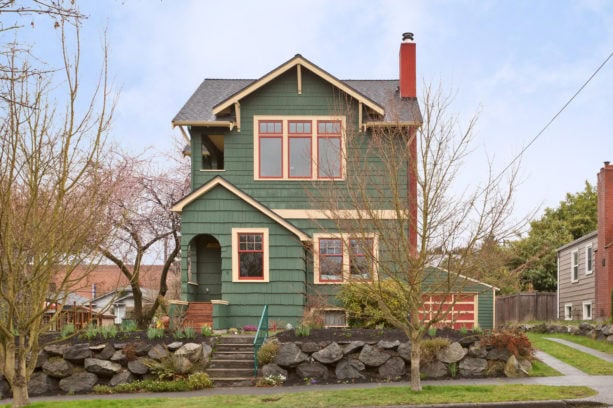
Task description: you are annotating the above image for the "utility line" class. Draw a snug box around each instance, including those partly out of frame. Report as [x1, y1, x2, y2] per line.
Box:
[494, 49, 613, 183]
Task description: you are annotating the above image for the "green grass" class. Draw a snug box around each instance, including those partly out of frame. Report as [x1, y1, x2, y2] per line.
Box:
[528, 333, 613, 375]
[5, 385, 596, 408]
[529, 359, 562, 377]
[539, 333, 613, 354]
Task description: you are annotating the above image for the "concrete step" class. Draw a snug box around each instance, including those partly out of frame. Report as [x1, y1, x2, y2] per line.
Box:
[206, 367, 254, 378]
[217, 335, 255, 345]
[214, 351, 254, 360]
[210, 377, 255, 387]
[215, 344, 254, 353]
[209, 359, 253, 369]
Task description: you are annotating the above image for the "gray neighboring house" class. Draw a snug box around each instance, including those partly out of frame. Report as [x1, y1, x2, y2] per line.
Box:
[90, 286, 157, 325]
[557, 230, 597, 321]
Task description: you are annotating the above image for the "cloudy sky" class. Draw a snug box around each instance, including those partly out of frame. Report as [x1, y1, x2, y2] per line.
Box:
[9, 0, 613, 226]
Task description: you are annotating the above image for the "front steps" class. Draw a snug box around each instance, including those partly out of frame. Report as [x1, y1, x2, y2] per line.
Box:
[206, 335, 255, 386]
[183, 302, 212, 329]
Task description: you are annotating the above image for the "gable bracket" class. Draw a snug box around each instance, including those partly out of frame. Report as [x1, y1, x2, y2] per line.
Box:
[297, 64, 302, 95]
[234, 102, 241, 132]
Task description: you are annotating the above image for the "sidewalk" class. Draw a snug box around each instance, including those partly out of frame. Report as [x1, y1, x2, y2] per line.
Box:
[2, 338, 613, 407]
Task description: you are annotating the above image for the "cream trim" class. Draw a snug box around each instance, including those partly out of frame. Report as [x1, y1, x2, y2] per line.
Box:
[358, 102, 363, 132]
[212, 55, 384, 116]
[272, 209, 400, 219]
[172, 120, 234, 128]
[170, 177, 310, 242]
[364, 121, 421, 128]
[313, 232, 379, 285]
[297, 64, 302, 94]
[211, 299, 229, 305]
[178, 126, 190, 143]
[234, 102, 241, 132]
[232, 228, 269, 283]
[253, 115, 346, 181]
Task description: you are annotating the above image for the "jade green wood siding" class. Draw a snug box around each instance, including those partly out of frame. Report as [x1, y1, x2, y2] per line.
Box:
[180, 185, 307, 328]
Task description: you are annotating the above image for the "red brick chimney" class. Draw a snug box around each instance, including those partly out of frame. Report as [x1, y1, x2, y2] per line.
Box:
[596, 161, 613, 318]
[399, 32, 416, 99]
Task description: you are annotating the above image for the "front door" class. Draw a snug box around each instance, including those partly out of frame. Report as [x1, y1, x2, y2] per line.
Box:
[195, 234, 222, 301]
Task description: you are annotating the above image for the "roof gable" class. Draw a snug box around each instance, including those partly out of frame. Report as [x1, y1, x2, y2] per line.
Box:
[171, 176, 310, 242]
[212, 54, 385, 117]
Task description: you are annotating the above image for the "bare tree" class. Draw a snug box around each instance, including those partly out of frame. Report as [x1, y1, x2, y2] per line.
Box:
[0, 19, 113, 408]
[315, 84, 521, 391]
[98, 152, 189, 329]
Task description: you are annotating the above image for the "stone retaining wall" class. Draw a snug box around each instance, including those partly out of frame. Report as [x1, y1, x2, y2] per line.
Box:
[0, 338, 216, 398]
[520, 322, 613, 342]
[261, 335, 531, 383]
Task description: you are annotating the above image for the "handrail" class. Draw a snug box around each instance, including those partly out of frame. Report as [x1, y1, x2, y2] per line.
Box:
[253, 304, 269, 376]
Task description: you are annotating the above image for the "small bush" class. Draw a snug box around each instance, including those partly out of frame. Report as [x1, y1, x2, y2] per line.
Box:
[183, 326, 196, 339]
[420, 337, 450, 363]
[472, 325, 484, 335]
[147, 327, 164, 340]
[481, 329, 534, 360]
[257, 340, 279, 365]
[122, 320, 138, 332]
[186, 372, 214, 389]
[256, 373, 286, 387]
[200, 325, 214, 337]
[82, 324, 99, 341]
[294, 325, 311, 337]
[459, 326, 468, 335]
[100, 325, 118, 339]
[93, 373, 213, 394]
[427, 327, 437, 337]
[61, 323, 75, 338]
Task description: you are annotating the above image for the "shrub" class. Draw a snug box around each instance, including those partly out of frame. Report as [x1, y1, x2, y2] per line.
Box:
[122, 320, 138, 332]
[427, 327, 437, 337]
[93, 373, 213, 394]
[481, 329, 534, 360]
[256, 373, 286, 387]
[173, 327, 196, 339]
[100, 325, 118, 339]
[337, 280, 407, 328]
[472, 325, 483, 335]
[294, 325, 311, 337]
[82, 324, 99, 341]
[420, 338, 450, 363]
[147, 327, 164, 340]
[200, 325, 214, 337]
[61, 323, 75, 338]
[186, 372, 214, 389]
[257, 340, 279, 365]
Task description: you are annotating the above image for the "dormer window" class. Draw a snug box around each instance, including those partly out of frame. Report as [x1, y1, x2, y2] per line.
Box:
[254, 116, 345, 181]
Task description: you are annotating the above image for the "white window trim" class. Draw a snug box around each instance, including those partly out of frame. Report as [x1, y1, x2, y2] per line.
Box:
[571, 250, 579, 283]
[231, 228, 269, 283]
[582, 301, 592, 320]
[585, 244, 593, 275]
[313, 232, 378, 284]
[564, 303, 573, 320]
[253, 115, 346, 181]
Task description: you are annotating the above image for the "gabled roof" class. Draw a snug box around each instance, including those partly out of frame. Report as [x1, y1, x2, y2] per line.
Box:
[172, 55, 422, 127]
[171, 176, 310, 242]
[556, 230, 598, 252]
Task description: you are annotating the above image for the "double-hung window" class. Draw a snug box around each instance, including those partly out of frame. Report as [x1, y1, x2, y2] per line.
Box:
[571, 250, 579, 282]
[585, 244, 593, 275]
[314, 234, 376, 284]
[232, 228, 269, 282]
[254, 116, 345, 180]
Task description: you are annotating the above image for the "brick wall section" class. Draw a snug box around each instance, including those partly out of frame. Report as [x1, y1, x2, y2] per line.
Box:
[596, 162, 613, 318]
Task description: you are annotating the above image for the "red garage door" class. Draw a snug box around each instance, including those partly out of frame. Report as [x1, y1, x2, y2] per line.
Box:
[420, 294, 477, 329]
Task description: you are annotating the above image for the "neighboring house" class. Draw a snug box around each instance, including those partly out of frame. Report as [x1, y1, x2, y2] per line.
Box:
[44, 293, 114, 331]
[557, 161, 613, 320]
[171, 34, 497, 330]
[90, 286, 158, 325]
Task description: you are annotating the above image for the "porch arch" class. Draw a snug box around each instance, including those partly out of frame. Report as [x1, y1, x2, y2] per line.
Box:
[189, 234, 222, 302]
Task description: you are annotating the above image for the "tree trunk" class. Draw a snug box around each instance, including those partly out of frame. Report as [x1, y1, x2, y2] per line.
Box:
[11, 382, 29, 408]
[410, 339, 422, 391]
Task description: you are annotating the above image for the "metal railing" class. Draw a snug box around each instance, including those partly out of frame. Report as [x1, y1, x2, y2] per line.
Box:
[253, 304, 268, 376]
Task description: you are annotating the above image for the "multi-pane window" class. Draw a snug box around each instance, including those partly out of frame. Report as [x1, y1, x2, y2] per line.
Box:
[319, 238, 343, 282]
[238, 233, 264, 280]
[583, 301, 592, 320]
[258, 121, 283, 178]
[564, 304, 573, 320]
[317, 121, 342, 179]
[571, 250, 579, 282]
[585, 244, 593, 275]
[254, 116, 344, 180]
[314, 234, 376, 284]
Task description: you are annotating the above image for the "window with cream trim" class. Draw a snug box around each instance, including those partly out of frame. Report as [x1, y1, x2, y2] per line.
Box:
[232, 228, 269, 282]
[254, 116, 345, 180]
[314, 233, 377, 284]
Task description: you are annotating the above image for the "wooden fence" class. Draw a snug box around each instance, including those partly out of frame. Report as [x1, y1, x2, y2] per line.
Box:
[495, 292, 555, 327]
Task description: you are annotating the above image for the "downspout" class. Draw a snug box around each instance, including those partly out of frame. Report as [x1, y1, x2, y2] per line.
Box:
[556, 251, 560, 320]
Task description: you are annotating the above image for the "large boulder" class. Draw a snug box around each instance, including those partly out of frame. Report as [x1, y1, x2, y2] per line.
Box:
[397, 342, 411, 361]
[127, 358, 150, 376]
[84, 358, 123, 377]
[378, 356, 405, 379]
[420, 360, 447, 379]
[201, 342, 213, 365]
[296, 361, 329, 379]
[358, 344, 390, 367]
[343, 341, 365, 355]
[175, 343, 203, 363]
[148, 344, 169, 361]
[35, 350, 48, 369]
[43, 344, 69, 357]
[274, 343, 308, 367]
[109, 371, 135, 387]
[172, 355, 193, 375]
[459, 357, 487, 376]
[377, 340, 400, 350]
[97, 344, 115, 361]
[487, 347, 511, 362]
[166, 341, 183, 352]
[59, 372, 98, 393]
[301, 342, 321, 353]
[504, 355, 530, 378]
[28, 372, 58, 396]
[335, 359, 365, 380]
[312, 342, 343, 364]
[133, 343, 152, 356]
[467, 342, 487, 358]
[260, 363, 288, 379]
[437, 342, 466, 364]
[42, 357, 74, 378]
[63, 343, 91, 363]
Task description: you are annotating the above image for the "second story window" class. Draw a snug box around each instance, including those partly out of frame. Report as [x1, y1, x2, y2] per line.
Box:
[585, 244, 593, 275]
[254, 116, 345, 181]
[571, 250, 579, 282]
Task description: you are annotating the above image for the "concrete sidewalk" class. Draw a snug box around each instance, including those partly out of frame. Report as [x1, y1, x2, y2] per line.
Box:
[2, 338, 613, 407]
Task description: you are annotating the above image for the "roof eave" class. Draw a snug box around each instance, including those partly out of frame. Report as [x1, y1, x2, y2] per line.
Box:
[172, 120, 234, 129]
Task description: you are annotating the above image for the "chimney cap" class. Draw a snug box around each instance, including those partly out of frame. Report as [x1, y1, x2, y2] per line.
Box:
[605, 161, 610, 166]
[402, 32, 414, 42]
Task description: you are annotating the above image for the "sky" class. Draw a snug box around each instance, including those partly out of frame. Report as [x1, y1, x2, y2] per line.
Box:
[7, 0, 613, 230]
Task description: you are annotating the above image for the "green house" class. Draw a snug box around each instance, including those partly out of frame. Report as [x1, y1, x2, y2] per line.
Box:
[171, 34, 496, 330]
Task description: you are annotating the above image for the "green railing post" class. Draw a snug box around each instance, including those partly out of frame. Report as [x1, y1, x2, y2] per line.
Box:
[253, 304, 268, 376]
